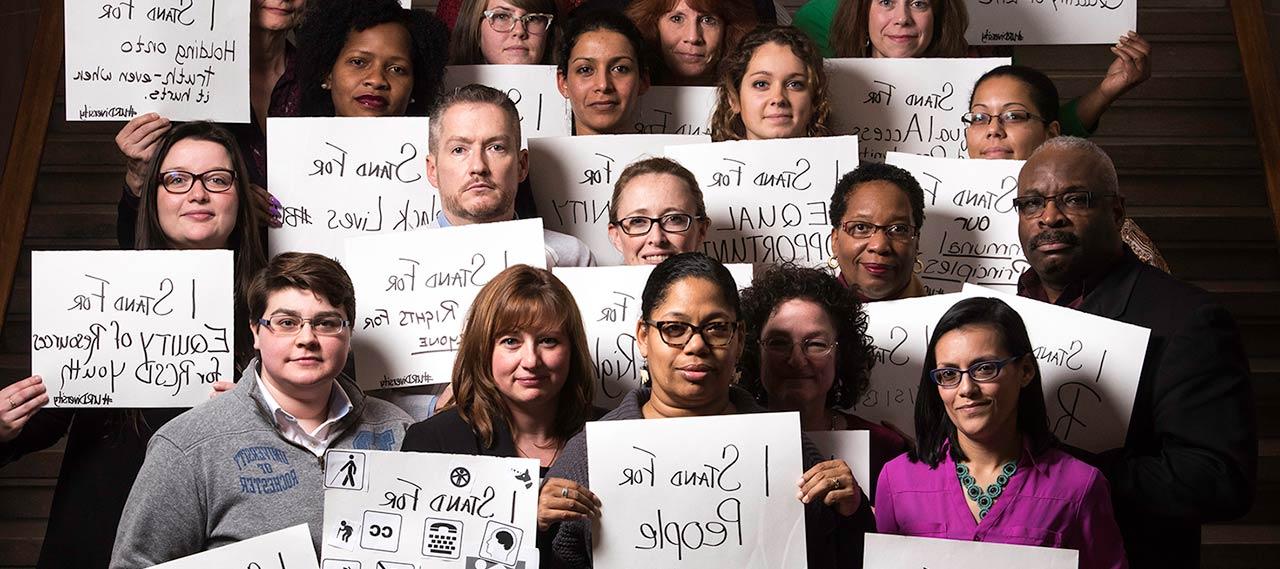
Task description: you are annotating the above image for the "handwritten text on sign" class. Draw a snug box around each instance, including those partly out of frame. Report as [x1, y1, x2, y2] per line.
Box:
[553, 264, 754, 409]
[587, 412, 806, 568]
[633, 86, 717, 136]
[528, 134, 709, 265]
[886, 152, 1027, 294]
[65, 0, 249, 122]
[965, 0, 1137, 45]
[855, 288, 1148, 453]
[267, 117, 439, 261]
[827, 58, 1010, 162]
[665, 136, 860, 266]
[864, 533, 1078, 569]
[343, 219, 547, 391]
[151, 524, 319, 569]
[322, 450, 539, 569]
[31, 250, 234, 408]
[444, 65, 572, 145]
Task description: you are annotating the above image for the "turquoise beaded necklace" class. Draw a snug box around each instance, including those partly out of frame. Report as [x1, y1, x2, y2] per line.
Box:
[955, 460, 1018, 520]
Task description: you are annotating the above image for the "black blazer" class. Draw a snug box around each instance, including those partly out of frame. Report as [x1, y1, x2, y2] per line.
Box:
[1069, 252, 1256, 568]
[401, 407, 518, 457]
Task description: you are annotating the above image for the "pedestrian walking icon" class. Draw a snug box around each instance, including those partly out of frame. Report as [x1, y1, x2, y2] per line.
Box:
[325, 450, 367, 490]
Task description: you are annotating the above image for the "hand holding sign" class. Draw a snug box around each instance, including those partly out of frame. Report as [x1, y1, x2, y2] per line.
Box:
[537, 478, 601, 531]
[798, 459, 861, 516]
[0, 376, 49, 442]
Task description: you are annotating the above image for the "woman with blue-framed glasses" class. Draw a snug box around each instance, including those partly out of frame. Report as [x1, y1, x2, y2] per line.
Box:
[875, 296, 1128, 569]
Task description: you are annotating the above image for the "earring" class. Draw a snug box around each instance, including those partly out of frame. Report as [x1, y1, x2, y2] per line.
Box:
[320, 82, 330, 90]
[826, 256, 840, 270]
[639, 359, 650, 386]
[914, 256, 925, 274]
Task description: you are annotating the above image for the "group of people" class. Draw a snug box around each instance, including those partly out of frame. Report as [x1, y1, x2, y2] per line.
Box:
[0, 0, 1256, 568]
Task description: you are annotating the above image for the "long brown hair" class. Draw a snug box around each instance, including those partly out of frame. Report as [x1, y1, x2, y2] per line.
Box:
[449, 0, 560, 65]
[624, 0, 757, 85]
[135, 121, 267, 367]
[451, 265, 596, 448]
[830, 0, 968, 58]
[709, 26, 832, 142]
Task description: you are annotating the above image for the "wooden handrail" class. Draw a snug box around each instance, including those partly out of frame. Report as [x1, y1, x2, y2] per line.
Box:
[0, 0, 62, 335]
[1230, 0, 1280, 254]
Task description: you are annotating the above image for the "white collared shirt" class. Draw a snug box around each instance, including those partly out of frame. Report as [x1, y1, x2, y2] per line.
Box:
[257, 378, 354, 457]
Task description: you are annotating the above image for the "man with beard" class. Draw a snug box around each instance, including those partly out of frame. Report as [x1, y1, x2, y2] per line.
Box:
[426, 83, 595, 268]
[1014, 136, 1256, 569]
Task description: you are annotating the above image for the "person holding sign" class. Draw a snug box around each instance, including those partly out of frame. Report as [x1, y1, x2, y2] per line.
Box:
[297, 0, 449, 117]
[113, 0, 308, 247]
[1013, 138, 1255, 568]
[449, 0, 560, 65]
[876, 296, 1128, 569]
[1, 121, 268, 569]
[738, 264, 909, 496]
[111, 253, 413, 568]
[828, 162, 928, 301]
[624, 0, 757, 86]
[964, 65, 1168, 272]
[709, 25, 831, 141]
[555, 10, 652, 135]
[401, 265, 596, 473]
[543, 253, 873, 569]
[607, 157, 710, 264]
[426, 84, 596, 267]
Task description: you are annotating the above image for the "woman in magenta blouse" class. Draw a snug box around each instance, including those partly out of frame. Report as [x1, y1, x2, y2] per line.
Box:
[875, 297, 1127, 569]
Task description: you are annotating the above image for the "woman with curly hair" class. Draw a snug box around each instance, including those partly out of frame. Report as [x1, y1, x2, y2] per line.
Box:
[739, 263, 910, 495]
[624, 0, 757, 86]
[296, 0, 449, 117]
[709, 26, 831, 141]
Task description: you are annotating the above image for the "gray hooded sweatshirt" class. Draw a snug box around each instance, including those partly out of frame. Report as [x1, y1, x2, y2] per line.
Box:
[109, 360, 411, 568]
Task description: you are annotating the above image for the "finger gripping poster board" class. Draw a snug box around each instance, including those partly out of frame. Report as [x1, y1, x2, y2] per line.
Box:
[855, 287, 1148, 453]
[965, 0, 1138, 45]
[267, 117, 440, 262]
[31, 250, 235, 408]
[65, 0, 250, 122]
[322, 450, 540, 569]
[587, 412, 807, 568]
[343, 219, 548, 391]
[826, 58, 1010, 162]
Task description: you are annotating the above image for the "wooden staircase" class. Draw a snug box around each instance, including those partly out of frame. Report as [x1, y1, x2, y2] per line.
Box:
[1, 1, 1277, 567]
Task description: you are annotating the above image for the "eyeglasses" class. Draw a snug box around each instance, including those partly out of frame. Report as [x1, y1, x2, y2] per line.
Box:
[612, 213, 703, 236]
[930, 355, 1024, 388]
[838, 221, 917, 242]
[256, 315, 350, 336]
[961, 110, 1048, 129]
[482, 10, 553, 34]
[760, 337, 838, 358]
[1011, 191, 1117, 218]
[644, 320, 738, 348]
[159, 169, 237, 194]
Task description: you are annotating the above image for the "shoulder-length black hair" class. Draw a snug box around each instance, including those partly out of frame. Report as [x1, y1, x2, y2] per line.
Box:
[913, 296, 1054, 467]
[296, 0, 449, 116]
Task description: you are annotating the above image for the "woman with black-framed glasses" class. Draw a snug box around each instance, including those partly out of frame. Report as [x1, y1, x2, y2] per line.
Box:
[606, 157, 710, 265]
[541, 253, 874, 569]
[876, 296, 1128, 569]
[449, 0, 560, 65]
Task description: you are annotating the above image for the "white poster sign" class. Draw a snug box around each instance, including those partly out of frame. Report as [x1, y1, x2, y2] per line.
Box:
[587, 412, 807, 568]
[827, 58, 1010, 161]
[665, 136, 860, 266]
[965, 0, 1137, 45]
[553, 264, 754, 409]
[31, 250, 234, 408]
[344, 219, 547, 391]
[855, 287, 1149, 453]
[267, 117, 439, 261]
[65, 0, 249, 122]
[528, 134, 709, 265]
[321, 450, 540, 569]
[885, 152, 1028, 294]
[150, 524, 319, 569]
[865, 533, 1078, 568]
[805, 430, 871, 491]
[444, 65, 572, 144]
[633, 86, 717, 136]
